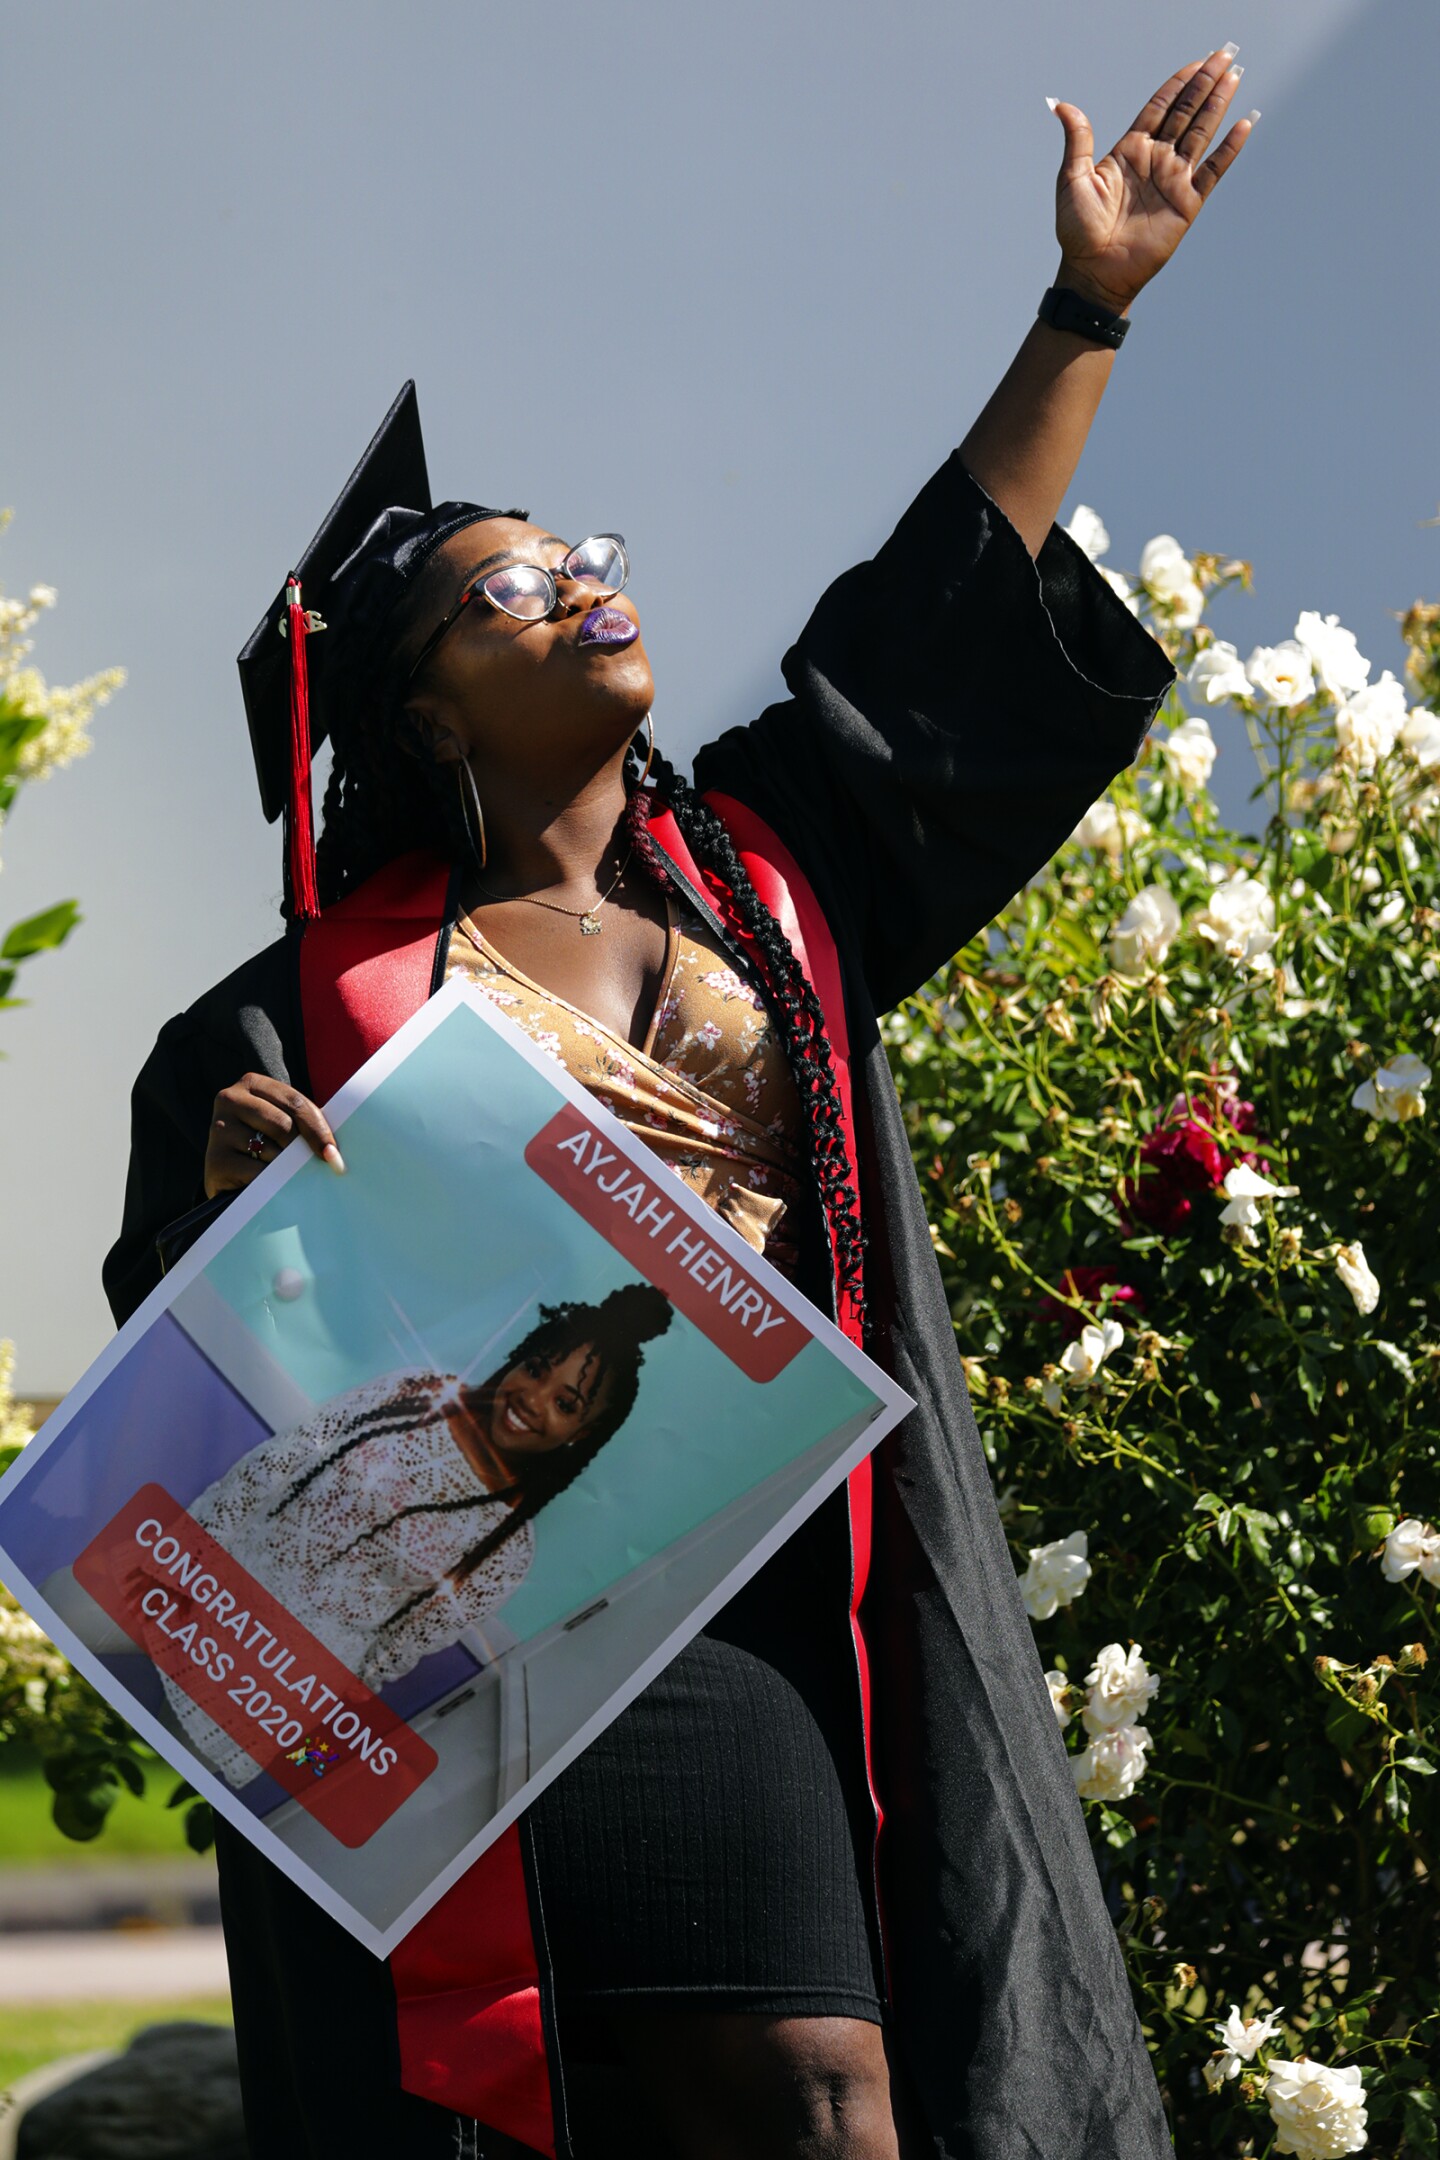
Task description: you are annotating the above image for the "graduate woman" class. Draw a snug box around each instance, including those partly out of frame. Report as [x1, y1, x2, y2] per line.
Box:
[106, 50, 1257, 2160]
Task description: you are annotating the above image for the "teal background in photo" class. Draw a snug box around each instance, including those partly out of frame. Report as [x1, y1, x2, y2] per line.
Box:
[200, 998, 880, 1640]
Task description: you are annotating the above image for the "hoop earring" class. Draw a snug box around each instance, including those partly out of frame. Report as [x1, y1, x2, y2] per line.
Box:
[455, 760, 488, 873]
[634, 711, 656, 792]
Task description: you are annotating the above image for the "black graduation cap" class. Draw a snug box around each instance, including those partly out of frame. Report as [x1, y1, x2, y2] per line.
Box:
[237, 381, 504, 918]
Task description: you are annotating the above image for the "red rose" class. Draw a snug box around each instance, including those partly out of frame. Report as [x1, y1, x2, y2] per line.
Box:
[1119, 1079, 1260, 1235]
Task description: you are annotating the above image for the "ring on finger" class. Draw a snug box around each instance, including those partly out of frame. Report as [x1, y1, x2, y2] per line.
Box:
[246, 1129, 271, 1161]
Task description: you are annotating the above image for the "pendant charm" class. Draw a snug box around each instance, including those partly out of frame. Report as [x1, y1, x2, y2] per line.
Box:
[579, 912, 603, 936]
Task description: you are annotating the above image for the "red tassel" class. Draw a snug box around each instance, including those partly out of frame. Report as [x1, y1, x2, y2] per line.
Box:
[285, 576, 322, 923]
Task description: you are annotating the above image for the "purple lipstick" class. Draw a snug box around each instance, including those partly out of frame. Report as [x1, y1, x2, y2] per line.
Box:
[577, 606, 638, 651]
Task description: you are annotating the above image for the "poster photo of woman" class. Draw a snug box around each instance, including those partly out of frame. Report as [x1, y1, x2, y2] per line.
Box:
[0, 979, 907, 1946]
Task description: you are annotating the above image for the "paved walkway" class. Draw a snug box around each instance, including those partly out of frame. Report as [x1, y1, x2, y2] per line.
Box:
[0, 1928, 230, 2001]
[0, 1860, 218, 1932]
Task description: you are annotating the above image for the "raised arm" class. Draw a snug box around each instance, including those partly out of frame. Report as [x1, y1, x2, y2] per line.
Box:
[963, 46, 1257, 556]
[698, 50, 1259, 1010]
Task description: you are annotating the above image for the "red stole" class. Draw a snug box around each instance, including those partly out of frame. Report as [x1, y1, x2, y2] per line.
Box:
[297, 808, 873, 2158]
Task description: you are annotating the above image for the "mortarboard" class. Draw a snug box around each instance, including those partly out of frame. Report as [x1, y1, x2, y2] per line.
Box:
[237, 381, 506, 919]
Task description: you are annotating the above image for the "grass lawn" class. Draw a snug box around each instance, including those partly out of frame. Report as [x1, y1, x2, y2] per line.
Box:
[0, 1745, 206, 1866]
[0, 1999, 233, 2092]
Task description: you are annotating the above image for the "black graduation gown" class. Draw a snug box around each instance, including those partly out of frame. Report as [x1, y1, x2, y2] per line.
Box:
[104, 458, 1177, 2159]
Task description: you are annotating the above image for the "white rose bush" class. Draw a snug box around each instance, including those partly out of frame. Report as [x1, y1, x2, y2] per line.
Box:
[0, 523, 187, 1849]
[886, 521, 1439, 2150]
[0, 512, 124, 1010]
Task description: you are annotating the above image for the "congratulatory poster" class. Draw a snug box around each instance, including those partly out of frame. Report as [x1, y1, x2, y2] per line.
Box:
[0, 980, 910, 1956]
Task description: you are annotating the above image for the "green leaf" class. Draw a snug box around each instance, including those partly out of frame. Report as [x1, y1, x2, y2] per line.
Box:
[1298, 1351, 1325, 1412]
[1324, 1701, 1369, 1752]
[1, 899, 81, 961]
[112, 1753, 147, 1798]
[1045, 916, 1104, 970]
[1289, 832, 1335, 892]
[1371, 1340, 1415, 1385]
[51, 1784, 117, 1842]
[184, 1800, 216, 1854]
[1403, 2089, 1439, 2157]
[0, 707, 48, 781]
[1098, 1805, 1137, 1849]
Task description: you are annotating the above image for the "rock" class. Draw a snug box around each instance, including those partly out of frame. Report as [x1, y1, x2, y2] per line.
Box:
[16, 2022, 247, 2159]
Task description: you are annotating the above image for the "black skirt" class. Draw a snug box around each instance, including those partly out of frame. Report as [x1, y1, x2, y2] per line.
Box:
[527, 1486, 884, 2025]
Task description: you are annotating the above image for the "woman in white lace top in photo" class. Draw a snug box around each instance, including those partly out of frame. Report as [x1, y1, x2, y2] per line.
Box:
[165, 1282, 672, 1787]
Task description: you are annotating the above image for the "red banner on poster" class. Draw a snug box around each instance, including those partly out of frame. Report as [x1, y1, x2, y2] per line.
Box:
[74, 1483, 436, 1847]
[524, 1107, 808, 1382]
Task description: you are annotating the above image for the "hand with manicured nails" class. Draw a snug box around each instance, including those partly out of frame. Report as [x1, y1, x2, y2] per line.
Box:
[1051, 45, 1259, 316]
[204, 1072, 346, 1198]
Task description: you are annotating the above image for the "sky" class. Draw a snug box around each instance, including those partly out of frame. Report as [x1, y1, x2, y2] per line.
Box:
[4, 0, 1436, 1391]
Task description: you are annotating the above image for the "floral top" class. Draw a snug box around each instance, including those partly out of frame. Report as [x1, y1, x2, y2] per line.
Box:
[162, 1370, 533, 1788]
[447, 900, 805, 1273]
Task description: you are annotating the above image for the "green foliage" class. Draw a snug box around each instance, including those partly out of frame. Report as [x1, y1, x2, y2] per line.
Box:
[887, 530, 1439, 2151]
[0, 1577, 213, 1855]
[0, 534, 122, 1014]
[0, 898, 81, 1009]
[0, 520, 173, 1851]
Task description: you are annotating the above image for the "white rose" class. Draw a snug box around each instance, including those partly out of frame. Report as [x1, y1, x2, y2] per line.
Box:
[1246, 642, 1316, 709]
[1351, 1051, 1431, 1124]
[1110, 883, 1182, 976]
[1064, 504, 1110, 562]
[1138, 533, 1204, 629]
[1044, 1670, 1074, 1730]
[1379, 1517, 1440, 1586]
[1188, 638, 1251, 706]
[1068, 797, 1150, 858]
[1192, 872, 1278, 969]
[1295, 611, 1370, 701]
[1081, 1643, 1160, 1733]
[1333, 1241, 1379, 1317]
[1157, 714, 1218, 791]
[1264, 2056, 1367, 2159]
[1018, 1530, 1091, 1620]
[1400, 707, 1440, 768]
[1212, 2004, 1285, 2080]
[1219, 1164, 1299, 1247]
[1099, 565, 1141, 616]
[1335, 670, 1408, 773]
[1371, 889, 1407, 929]
[1059, 1319, 1125, 1384]
[1072, 1723, 1151, 1802]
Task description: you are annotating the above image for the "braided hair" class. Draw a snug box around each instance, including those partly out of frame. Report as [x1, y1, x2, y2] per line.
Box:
[624, 752, 864, 1322]
[310, 646, 865, 1322]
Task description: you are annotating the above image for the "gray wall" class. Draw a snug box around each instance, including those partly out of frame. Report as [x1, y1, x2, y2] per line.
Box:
[6, 0, 1435, 1389]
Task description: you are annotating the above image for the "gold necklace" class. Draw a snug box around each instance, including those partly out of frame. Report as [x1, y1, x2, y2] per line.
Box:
[473, 850, 633, 937]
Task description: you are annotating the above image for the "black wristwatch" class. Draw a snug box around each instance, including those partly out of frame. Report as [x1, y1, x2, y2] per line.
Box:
[1037, 284, 1130, 349]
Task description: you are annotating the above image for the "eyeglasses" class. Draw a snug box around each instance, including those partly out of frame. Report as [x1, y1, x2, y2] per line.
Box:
[405, 533, 630, 682]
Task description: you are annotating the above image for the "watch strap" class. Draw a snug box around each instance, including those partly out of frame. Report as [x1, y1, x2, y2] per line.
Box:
[1038, 284, 1130, 349]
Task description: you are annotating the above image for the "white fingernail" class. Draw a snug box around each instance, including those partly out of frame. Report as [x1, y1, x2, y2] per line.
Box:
[1246, 108, 1261, 123]
[1221, 40, 1240, 59]
[1045, 95, 1058, 112]
[324, 1143, 347, 1174]
[1230, 65, 1244, 83]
